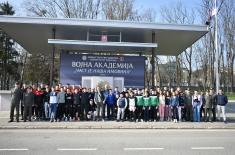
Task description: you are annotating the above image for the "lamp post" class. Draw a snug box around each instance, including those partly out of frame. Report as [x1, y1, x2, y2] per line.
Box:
[214, 0, 219, 94]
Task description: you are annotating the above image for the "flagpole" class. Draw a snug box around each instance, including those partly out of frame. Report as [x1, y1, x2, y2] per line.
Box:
[214, 0, 219, 94]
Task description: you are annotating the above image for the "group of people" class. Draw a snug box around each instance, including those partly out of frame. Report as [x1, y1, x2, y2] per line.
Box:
[9, 82, 228, 123]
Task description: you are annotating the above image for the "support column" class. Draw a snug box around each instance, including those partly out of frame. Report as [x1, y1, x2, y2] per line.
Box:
[151, 32, 156, 88]
[49, 27, 56, 87]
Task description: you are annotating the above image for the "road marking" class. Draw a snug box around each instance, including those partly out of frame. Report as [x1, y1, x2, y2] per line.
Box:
[57, 148, 97, 151]
[191, 147, 224, 150]
[124, 148, 164, 151]
[0, 148, 29, 151]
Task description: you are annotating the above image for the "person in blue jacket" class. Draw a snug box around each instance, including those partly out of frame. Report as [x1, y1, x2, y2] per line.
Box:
[170, 92, 179, 123]
[216, 89, 228, 123]
[106, 89, 116, 120]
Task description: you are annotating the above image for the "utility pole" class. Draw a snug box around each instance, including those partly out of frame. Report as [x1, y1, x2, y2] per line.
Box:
[214, 0, 219, 94]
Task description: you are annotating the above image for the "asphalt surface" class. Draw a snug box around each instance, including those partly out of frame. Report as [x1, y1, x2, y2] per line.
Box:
[0, 129, 234, 155]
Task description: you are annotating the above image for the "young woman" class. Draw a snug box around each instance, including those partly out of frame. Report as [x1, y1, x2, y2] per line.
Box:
[165, 91, 171, 121]
[159, 91, 165, 121]
[128, 91, 137, 122]
[192, 91, 202, 122]
[170, 92, 179, 123]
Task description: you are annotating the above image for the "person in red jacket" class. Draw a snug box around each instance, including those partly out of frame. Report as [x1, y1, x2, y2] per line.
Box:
[34, 87, 44, 121]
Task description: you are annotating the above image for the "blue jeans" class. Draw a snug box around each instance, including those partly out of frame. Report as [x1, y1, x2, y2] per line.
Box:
[193, 105, 201, 122]
[50, 103, 58, 120]
[44, 102, 50, 119]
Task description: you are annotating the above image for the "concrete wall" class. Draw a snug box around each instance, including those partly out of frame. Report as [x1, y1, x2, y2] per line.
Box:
[0, 90, 11, 111]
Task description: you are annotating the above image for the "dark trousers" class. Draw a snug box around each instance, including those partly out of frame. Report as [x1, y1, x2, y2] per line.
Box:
[102, 104, 106, 119]
[10, 102, 20, 121]
[212, 107, 217, 121]
[185, 104, 193, 121]
[65, 104, 73, 118]
[74, 104, 81, 120]
[172, 106, 178, 119]
[143, 106, 149, 122]
[205, 107, 213, 122]
[24, 105, 32, 121]
[129, 110, 136, 121]
[57, 103, 65, 120]
[35, 104, 43, 119]
[125, 108, 130, 120]
[150, 106, 157, 121]
[107, 104, 114, 120]
[136, 106, 143, 121]
[20, 101, 24, 119]
[81, 105, 88, 120]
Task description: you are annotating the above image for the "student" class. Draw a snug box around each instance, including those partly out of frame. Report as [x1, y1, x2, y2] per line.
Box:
[170, 92, 179, 123]
[165, 91, 171, 121]
[102, 84, 109, 121]
[143, 89, 150, 122]
[216, 89, 228, 123]
[210, 88, 217, 121]
[106, 89, 115, 120]
[205, 91, 213, 122]
[128, 91, 137, 122]
[23, 87, 35, 122]
[150, 90, 159, 122]
[57, 87, 66, 121]
[87, 99, 96, 121]
[43, 87, 50, 120]
[184, 89, 193, 122]
[80, 88, 89, 121]
[159, 91, 165, 121]
[65, 88, 73, 121]
[178, 91, 185, 122]
[34, 87, 44, 121]
[49, 87, 58, 122]
[136, 90, 144, 122]
[116, 93, 127, 122]
[73, 88, 81, 121]
[94, 86, 104, 121]
[192, 91, 202, 122]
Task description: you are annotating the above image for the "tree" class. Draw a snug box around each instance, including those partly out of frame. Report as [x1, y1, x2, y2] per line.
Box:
[220, 0, 235, 92]
[0, 2, 20, 90]
[160, 1, 195, 87]
[24, 0, 101, 19]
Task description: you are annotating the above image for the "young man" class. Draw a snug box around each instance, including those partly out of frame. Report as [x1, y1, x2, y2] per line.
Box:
[80, 88, 89, 121]
[87, 99, 96, 121]
[57, 87, 66, 121]
[184, 89, 193, 122]
[49, 87, 58, 122]
[9, 82, 23, 123]
[94, 87, 104, 121]
[23, 87, 35, 122]
[34, 87, 44, 121]
[106, 89, 115, 120]
[73, 88, 81, 121]
[65, 88, 73, 121]
[216, 89, 228, 123]
[116, 93, 127, 122]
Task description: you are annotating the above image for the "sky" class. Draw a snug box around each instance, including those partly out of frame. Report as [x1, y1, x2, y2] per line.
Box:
[0, 0, 202, 20]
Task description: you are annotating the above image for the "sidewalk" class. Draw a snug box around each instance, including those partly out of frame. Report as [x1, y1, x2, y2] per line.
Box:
[1, 111, 235, 129]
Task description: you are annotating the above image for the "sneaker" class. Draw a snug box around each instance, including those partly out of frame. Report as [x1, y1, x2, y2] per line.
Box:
[8, 120, 13, 123]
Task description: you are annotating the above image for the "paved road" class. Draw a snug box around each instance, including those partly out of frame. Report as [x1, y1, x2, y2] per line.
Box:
[0, 129, 234, 155]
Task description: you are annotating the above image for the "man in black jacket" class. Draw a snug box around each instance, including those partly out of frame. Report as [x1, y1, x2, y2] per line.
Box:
[23, 87, 35, 122]
[9, 82, 23, 122]
[80, 88, 89, 121]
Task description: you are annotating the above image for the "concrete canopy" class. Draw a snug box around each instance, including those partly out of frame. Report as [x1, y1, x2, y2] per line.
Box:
[0, 15, 208, 56]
